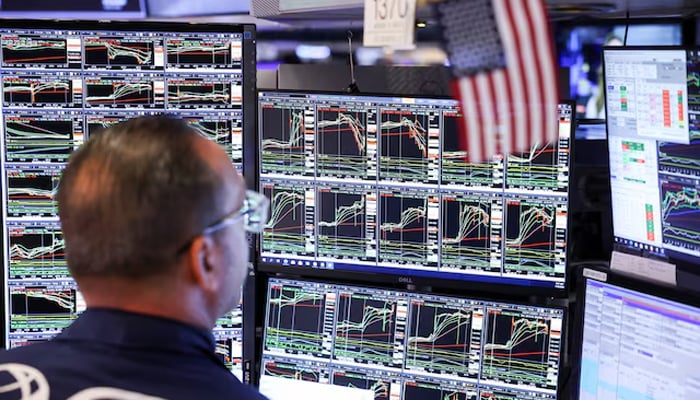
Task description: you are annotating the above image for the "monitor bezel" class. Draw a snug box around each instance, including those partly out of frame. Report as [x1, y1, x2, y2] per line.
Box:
[254, 88, 575, 298]
[571, 264, 700, 399]
[602, 45, 700, 275]
[258, 272, 568, 398]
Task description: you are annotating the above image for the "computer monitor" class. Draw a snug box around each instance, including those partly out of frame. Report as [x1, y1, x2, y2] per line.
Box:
[259, 277, 564, 400]
[0, 20, 257, 376]
[0, 0, 146, 19]
[603, 47, 700, 270]
[257, 91, 574, 292]
[575, 266, 700, 399]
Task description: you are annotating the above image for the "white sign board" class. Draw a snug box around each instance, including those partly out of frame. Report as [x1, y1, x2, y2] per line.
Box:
[363, 0, 416, 49]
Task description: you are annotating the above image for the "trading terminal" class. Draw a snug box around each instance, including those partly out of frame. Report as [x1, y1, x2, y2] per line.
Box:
[0, 1, 699, 399]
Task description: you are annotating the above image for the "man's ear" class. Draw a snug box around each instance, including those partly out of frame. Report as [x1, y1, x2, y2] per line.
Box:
[186, 235, 217, 291]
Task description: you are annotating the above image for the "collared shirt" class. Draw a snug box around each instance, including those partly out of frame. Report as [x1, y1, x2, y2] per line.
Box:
[0, 308, 268, 400]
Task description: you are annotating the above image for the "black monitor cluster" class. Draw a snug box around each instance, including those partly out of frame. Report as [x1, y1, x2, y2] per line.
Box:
[259, 278, 563, 400]
[0, 20, 255, 378]
[257, 91, 573, 292]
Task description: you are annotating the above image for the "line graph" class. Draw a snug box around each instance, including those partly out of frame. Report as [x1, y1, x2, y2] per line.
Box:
[260, 106, 308, 175]
[166, 38, 231, 66]
[478, 387, 546, 400]
[185, 118, 232, 152]
[441, 197, 497, 272]
[379, 110, 431, 182]
[262, 358, 323, 382]
[4, 117, 78, 162]
[405, 300, 477, 378]
[2, 37, 67, 65]
[84, 37, 155, 67]
[482, 309, 552, 389]
[317, 189, 373, 261]
[265, 284, 327, 357]
[215, 338, 234, 368]
[504, 200, 556, 275]
[658, 139, 700, 177]
[332, 369, 393, 400]
[402, 379, 475, 400]
[86, 115, 124, 135]
[85, 78, 154, 106]
[167, 79, 230, 107]
[506, 142, 562, 191]
[6, 166, 61, 217]
[262, 185, 309, 255]
[379, 193, 433, 265]
[317, 107, 369, 177]
[442, 109, 503, 188]
[661, 181, 700, 253]
[8, 222, 67, 279]
[10, 285, 76, 331]
[333, 292, 399, 367]
[3, 75, 75, 105]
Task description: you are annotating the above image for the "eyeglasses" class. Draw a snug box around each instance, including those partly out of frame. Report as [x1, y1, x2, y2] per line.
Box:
[202, 190, 270, 235]
[175, 190, 269, 256]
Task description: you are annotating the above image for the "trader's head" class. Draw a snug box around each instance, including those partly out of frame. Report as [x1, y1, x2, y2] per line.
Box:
[56, 115, 265, 328]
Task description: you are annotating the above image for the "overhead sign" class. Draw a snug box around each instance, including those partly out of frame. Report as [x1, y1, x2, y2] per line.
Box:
[363, 0, 416, 49]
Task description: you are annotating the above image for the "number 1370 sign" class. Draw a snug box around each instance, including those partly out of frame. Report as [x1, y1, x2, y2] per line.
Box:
[363, 0, 416, 49]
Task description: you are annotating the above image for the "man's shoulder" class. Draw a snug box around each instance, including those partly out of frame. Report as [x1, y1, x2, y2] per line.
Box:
[0, 341, 268, 400]
[0, 341, 58, 364]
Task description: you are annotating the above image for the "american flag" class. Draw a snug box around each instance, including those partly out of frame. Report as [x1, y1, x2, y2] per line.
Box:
[436, 0, 559, 163]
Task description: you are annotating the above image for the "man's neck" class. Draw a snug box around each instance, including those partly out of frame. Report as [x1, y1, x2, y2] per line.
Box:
[75, 276, 215, 330]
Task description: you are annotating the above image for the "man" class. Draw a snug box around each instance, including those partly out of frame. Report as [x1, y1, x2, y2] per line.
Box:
[0, 116, 268, 400]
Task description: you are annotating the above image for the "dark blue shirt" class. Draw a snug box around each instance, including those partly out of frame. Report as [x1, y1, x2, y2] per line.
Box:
[0, 308, 267, 400]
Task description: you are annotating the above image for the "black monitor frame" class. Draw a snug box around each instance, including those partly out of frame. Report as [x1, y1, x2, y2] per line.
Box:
[602, 45, 700, 274]
[0, 20, 257, 376]
[254, 89, 575, 298]
[256, 272, 568, 399]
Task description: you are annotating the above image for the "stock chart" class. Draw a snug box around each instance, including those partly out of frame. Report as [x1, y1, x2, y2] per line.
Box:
[83, 37, 157, 68]
[481, 306, 561, 391]
[379, 191, 438, 267]
[260, 105, 311, 176]
[333, 290, 402, 367]
[262, 182, 311, 256]
[6, 164, 61, 217]
[379, 109, 438, 183]
[265, 282, 331, 358]
[661, 178, 700, 255]
[405, 298, 481, 378]
[317, 186, 375, 262]
[441, 195, 501, 273]
[258, 93, 573, 290]
[0, 23, 250, 374]
[261, 278, 563, 400]
[317, 105, 374, 178]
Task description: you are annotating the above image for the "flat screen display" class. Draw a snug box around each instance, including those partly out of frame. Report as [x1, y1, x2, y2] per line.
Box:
[577, 268, 700, 399]
[0, 21, 256, 378]
[604, 47, 700, 270]
[258, 91, 574, 291]
[260, 277, 565, 400]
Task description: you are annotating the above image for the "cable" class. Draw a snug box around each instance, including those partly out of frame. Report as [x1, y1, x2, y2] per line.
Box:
[346, 30, 359, 93]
